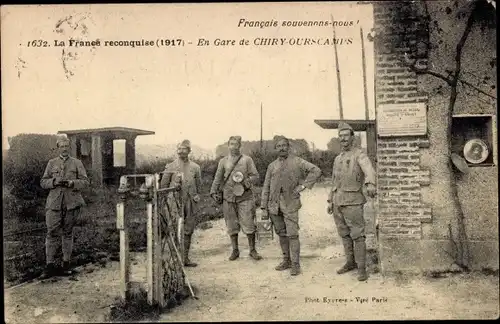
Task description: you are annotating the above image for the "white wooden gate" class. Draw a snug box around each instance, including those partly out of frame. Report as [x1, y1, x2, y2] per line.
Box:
[116, 172, 186, 307]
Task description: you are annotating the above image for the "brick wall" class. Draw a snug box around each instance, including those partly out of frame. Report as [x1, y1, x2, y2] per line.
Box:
[373, 2, 432, 241]
[377, 137, 431, 239]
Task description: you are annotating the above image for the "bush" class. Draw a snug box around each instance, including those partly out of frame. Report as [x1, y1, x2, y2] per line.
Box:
[249, 149, 278, 186]
[136, 157, 172, 175]
[3, 188, 45, 223]
[310, 150, 337, 179]
[196, 158, 220, 184]
[4, 134, 59, 199]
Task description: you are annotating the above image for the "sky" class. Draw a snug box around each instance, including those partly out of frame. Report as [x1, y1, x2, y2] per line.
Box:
[2, 2, 375, 154]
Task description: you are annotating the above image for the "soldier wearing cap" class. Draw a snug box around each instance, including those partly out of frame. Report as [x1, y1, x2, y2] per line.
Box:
[39, 134, 89, 279]
[160, 139, 202, 267]
[261, 135, 321, 276]
[327, 122, 376, 281]
[210, 136, 262, 261]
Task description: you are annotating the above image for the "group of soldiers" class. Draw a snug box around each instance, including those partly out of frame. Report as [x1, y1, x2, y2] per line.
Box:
[38, 122, 376, 282]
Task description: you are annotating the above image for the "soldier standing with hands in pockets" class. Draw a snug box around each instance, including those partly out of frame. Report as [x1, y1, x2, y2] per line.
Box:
[327, 122, 376, 281]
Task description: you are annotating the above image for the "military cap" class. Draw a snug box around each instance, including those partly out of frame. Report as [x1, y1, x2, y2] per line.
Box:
[338, 122, 354, 132]
[177, 139, 191, 150]
[56, 134, 70, 146]
[274, 135, 290, 146]
[274, 135, 288, 142]
[228, 136, 242, 144]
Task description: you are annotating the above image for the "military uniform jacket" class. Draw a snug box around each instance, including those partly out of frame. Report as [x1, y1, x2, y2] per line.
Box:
[40, 156, 89, 210]
[210, 154, 259, 203]
[261, 155, 321, 214]
[160, 159, 202, 203]
[329, 147, 376, 206]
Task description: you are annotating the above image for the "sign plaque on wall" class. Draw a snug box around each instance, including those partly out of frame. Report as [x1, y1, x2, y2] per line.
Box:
[377, 102, 427, 137]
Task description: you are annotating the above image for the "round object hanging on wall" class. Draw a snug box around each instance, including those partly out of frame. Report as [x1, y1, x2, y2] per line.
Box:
[463, 139, 490, 164]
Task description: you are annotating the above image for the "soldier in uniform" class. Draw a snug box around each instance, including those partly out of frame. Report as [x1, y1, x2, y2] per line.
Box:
[210, 136, 262, 261]
[261, 136, 321, 276]
[160, 140, 202, 267]
[39, 135, 90, 279]
[327, 122, 376, 281]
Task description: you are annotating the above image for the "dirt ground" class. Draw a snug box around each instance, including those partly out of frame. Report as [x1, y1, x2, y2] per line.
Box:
[4, 186, 499, 322]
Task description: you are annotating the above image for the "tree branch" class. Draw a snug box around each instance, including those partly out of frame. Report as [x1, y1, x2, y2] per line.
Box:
[458, 78, 497, 99]
[424, 69, 454, 84]
[398, 54, 453, 85]
[453, 1, 477, 85]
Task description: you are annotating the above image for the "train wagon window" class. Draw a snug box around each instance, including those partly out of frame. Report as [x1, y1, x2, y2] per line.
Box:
[113, 139, 126, 167]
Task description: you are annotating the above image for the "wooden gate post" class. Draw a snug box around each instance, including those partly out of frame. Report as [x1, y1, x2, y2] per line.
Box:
[145, 174, 164, 306]
[116, 194, 130, 300]
[145, 180, 155, 305]
[153, 173, 164, 307]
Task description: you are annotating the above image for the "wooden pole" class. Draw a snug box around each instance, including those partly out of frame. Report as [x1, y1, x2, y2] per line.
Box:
[116, 201, 130, 300]
[152, 174, 161, 306]
[331, 15, 344, 119]
[147, 200, 154, 304]
[91, 134, 103, 187]
[260, 103, 263, 151]
[360, 27, 370, 120]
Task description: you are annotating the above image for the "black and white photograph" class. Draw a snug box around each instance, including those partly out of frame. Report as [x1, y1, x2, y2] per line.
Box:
[2, 1, 498, 322]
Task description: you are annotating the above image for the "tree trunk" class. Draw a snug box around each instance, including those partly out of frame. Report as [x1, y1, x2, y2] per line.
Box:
[446, 83, 470, 270]
[443, 2, 476, 271]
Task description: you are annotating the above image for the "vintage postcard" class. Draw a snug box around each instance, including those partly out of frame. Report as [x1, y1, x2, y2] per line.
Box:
[2, 1, 498, 322]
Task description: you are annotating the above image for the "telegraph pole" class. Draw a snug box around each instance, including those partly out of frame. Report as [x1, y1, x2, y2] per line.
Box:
[331, 15, 344, 120]
[360, 27, 370, 120]
[260, 103, 263, 151]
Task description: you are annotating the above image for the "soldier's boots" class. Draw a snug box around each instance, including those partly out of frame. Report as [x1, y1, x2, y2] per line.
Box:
[183, 234, 198, 267]
[337, 262, 357, 274]
[275, 259, 291, 271]
[229, 234, 240, 261]
[337, 236, 357, 274]
[184, 258, 198, 267]
[357, 267, 368, 281]
[249, 250, 262, 260]
[229, 249, 240, 261]
[275, 236, 291, 271]
[290, 263, 301, 276]
[354, 237, 368, 281]
[247, 233, 262, 261]
[289, 236, 301, 276]
[39, 263, 57, 280]
[59, 261, 77, 276]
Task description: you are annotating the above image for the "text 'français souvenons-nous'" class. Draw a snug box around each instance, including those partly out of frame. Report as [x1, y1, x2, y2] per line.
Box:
[237, 18, 359, 28]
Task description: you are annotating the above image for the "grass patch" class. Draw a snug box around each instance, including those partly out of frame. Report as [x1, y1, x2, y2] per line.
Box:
[107, 285, 162, 322]
[106, 283, 194, 322]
